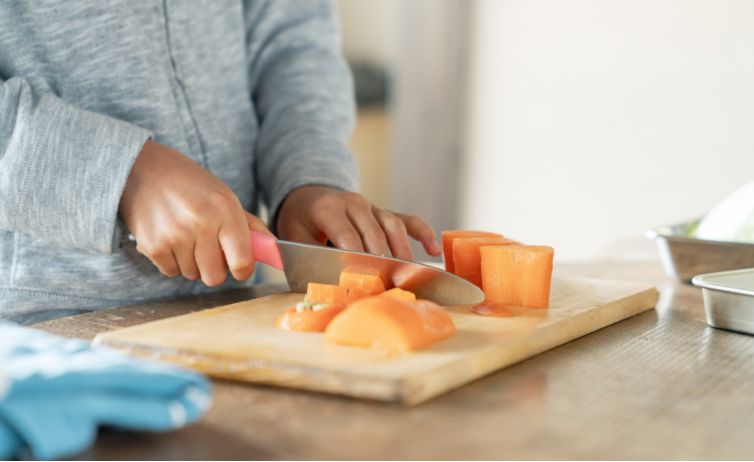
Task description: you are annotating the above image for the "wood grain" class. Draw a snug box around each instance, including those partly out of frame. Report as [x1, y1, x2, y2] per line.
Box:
[93, 276, 658, 405]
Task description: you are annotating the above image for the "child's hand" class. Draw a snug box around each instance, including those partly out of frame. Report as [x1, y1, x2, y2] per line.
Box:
[119, 141, 272, 286]
[276, 185, 441, 260]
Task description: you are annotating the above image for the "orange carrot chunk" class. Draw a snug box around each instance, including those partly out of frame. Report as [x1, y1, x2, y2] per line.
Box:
[324, 296, 455, 352]
[306, 282, 369, 308]
[306, 283, 349, 309]
[339, 270, 386, 295]
[441, 230, 502, 273]
[480, 245, 554, 308]
[452, 236, 515, 287]
[381, 287, 417, 303]
[340, 264, 391, 289]
[276, 306, 345, 332]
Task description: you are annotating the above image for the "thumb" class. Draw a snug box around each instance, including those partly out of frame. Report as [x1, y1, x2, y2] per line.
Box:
[244, 211, 274, 236]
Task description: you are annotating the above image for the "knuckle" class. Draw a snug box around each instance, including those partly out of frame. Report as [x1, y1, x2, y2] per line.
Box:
[164, 229, 191, 247]
[345, 192, 369, 207]
[382, 214, 405, 233]
[200, 189, 239, 218]
[313, 193, 341, 211]
[137, 241, 170, 259]
[404, 214, 422, 227]
[408, 215, 431, 233]
[182, 207, 212, 234]
[184, 209, 218, 235]
[340, 230, 362, 247]
[363, 226, 386, 242]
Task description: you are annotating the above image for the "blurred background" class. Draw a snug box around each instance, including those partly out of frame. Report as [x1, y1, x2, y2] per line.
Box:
[337, 0, 754, 262]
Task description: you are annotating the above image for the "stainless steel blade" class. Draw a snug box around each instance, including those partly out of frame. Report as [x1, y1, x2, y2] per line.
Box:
[275, 240, 485, 306]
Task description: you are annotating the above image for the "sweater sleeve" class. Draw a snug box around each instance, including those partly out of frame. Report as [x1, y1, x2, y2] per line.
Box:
[0, 77, 152, 254]
[243, 0, 360, 225]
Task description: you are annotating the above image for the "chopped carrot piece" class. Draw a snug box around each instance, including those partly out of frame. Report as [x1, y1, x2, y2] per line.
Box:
[341, 264, 391, 289]
[441, 230, 502, 273]
[480, 245, 554, 308]
[306, 283, 369, 309]
[339, 270, 386, 295]
[451, 236, 514, 287]
[306, 283, 349, 309]
[324, 296, 455, 352]
[344, 287, 371, 304]
[381, 287, 417, 303]
[276, 306, 345, 332]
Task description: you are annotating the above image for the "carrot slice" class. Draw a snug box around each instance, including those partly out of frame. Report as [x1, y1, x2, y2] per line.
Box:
[341, 263, 391, 289]
[324, 296, 455, 352]
[381, 287, 417, 303]
[339, 270, 386, 295]
[441, 230, 502, 273]
[306, 283, 349, 309]
[480, 245, 554, 308]
[276, 306, 345, 332]
[452, 236, 514, 287]
[306, 282, 369, 308]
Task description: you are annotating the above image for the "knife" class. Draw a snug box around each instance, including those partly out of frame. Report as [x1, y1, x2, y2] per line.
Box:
[250, 231, 485, 306]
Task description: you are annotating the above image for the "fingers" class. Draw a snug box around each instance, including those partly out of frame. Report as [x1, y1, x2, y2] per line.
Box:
[195, 227, 228, 287]
[142, 210, 271, 285]
[134, 238, 180, 277]
[374, 208, 413, 260]
[347, 203, 391, 256]
[219, 212, 254, 282]
[152, 251, 181, 278]
[174, 242, 200, 280]
[275, 186, 440, 259]
[280, 220, 325, 246]
[310, 206, 365, 253]
[121, 141, 272, 285]
[395, 212, 441, 256]
[244, 211, 274, 236]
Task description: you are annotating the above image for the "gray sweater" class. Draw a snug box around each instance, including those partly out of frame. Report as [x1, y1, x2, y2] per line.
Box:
[0, 0, 359, 324]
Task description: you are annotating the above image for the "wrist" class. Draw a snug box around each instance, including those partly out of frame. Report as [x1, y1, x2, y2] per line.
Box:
[119, 140, 159, 220]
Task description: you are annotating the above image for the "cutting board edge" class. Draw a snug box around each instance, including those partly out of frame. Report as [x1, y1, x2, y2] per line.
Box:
[395, 286, 660, 405]
[93, 335, 407, 403]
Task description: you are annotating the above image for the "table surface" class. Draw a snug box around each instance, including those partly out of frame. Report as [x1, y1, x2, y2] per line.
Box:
[33, 261, 754, 460]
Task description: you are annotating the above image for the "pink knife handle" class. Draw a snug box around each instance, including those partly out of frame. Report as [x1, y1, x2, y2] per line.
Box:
[250, 231, 284, 270]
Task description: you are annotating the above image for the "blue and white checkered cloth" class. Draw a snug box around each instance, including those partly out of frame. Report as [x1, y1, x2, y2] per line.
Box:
[0, 322, 212, 459]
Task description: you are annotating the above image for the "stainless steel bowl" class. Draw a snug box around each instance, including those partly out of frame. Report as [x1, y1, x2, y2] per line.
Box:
[693, 268, 754, 335]
[646, 219, 754, 283]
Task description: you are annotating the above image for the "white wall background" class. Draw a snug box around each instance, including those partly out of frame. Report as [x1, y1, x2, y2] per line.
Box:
[461, 0, 754, 261]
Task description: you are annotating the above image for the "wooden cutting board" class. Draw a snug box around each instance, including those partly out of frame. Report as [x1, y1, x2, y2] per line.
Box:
[94, 276, 658, 405]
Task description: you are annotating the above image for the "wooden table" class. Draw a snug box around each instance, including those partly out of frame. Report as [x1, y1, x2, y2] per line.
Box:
[33, 261, 754, 460]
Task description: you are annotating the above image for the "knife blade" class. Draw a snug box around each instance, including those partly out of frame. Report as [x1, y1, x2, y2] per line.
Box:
[251, 232, 485, 306]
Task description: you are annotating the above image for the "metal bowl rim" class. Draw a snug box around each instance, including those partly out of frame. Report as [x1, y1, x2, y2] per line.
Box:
[646, 218, 754, 249]
[692, 268, 754, 297]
